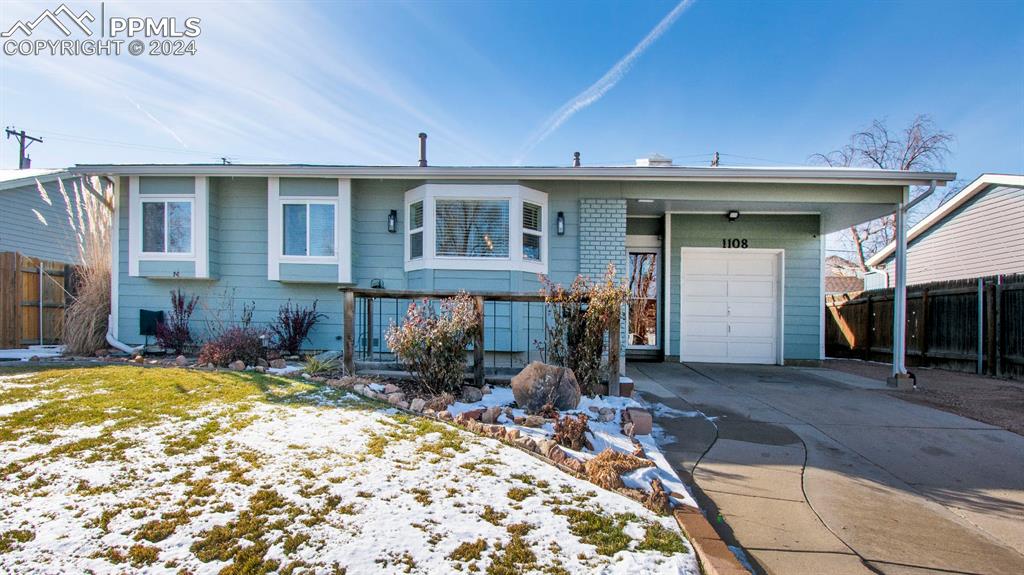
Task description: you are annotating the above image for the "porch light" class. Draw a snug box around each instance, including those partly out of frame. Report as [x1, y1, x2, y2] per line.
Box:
[727, 210, 740, 222]
[556, 212, 565, 235]
[387, 209, 397, 233]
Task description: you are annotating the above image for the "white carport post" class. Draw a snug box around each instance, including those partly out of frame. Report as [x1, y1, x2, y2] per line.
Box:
[887, 181, 936, 389]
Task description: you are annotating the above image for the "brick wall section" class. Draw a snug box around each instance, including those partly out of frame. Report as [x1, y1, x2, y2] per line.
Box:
[578, 198, 627, 374]
[579, 198, 627, 280]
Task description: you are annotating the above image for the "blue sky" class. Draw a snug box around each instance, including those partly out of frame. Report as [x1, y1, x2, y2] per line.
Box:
[1, 0, 1022, 182]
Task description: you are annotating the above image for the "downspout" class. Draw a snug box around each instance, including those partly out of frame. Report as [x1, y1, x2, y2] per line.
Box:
[889, 180, 936, 386]
[107, 316, 142, 354]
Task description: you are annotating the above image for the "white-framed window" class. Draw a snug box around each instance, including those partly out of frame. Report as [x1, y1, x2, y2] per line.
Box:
[141, 198, 194, 255]
[522, 201, 542, 262]
[409, 200, 424, 259]
[267, 177, 352, 283]
[282, 201, 336, 258]
[405, 184, 547, 272]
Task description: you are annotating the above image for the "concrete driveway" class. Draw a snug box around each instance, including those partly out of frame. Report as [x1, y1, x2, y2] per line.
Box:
[630, 362, 1024, 575]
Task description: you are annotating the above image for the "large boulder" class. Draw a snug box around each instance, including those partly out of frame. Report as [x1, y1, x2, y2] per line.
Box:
[511, 362, 581, 414]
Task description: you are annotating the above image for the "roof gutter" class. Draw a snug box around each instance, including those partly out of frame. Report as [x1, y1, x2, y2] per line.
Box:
[71, 164, 957, 187]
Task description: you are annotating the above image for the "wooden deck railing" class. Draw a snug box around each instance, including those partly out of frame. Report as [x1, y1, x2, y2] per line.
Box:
[339, 286, 621, 393]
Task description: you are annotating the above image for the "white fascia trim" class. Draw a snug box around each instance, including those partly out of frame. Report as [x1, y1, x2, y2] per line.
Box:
[267, 177, 281, 281]
[128, 176, 140, 276]
[663, 215, 672, 356]
[194, 177, 209, 278]
[404, 183, 548, 274]
[110, 177, 121, 337]
[338, 178, 352, 283]
[867, 173, 1024, 267]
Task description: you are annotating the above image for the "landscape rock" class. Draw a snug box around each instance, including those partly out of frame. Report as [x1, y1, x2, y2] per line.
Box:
[256, 358, 269, 368]
[510, 362, 581, 413]
[396, 401, 410, 410]
[437, 410, 453, 421]
[598, 408, 616, 422]
[623, 408, 653, 435]
[95, 349, 111, 357]
[410, 398, 426, 412]
[270, 358, 288, 369]
[460, 386, 484, 403]
[384, 383, 402, 395]
[481, 384, 492, 395]
[523, 415, 545, 428]
[505, 428, 520, 440]
[480, 406, 502, 425]
[424, 393, 455, 412]
[174, 355, 189, 367]
[132, 355, 145, 364]
[229, 360, 246, 371]
[387, 392, 406, 406]
[547, 446, 567, 464]
[537, 439, 557, 458]
[254, 366, 266, 373]
[313, 350, 342, 364]
[564, 458, 584, 473]
[458, 408, 486, 422]
[515, 436, 536, 452]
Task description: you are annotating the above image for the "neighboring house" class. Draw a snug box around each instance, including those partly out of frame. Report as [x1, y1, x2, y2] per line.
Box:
[824, 255, 864, 294]
[0, 169, 87, 264]
[868, 174, 1024, 286]
[74, 156, 954, 365]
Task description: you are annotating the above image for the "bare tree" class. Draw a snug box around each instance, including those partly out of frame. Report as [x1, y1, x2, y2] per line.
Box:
[810, 115, 954, 270]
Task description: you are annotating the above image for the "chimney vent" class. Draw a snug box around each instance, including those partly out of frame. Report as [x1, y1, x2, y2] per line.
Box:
[418, 132, 428, 167]
[573, 151, 581, 167]
[635, 154, 672, 167]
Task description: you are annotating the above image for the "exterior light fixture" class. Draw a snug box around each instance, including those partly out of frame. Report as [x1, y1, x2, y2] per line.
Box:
[387, 209, 397, 233]
[556, 212, 565, 235]
[727, 210, 740, 222]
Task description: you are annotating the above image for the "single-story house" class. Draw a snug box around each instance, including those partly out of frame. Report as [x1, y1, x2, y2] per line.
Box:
[0, 168, 90, 264]
[868, 173, 1024, 285]
[74, 154, 954, 366]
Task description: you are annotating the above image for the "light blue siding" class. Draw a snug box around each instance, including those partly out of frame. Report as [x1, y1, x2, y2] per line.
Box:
[280, 178, 338, 197]
[668, 214, 822, 360]
[139, 176, 192, 195]
[138, 260, 197, 278]
[280, 263, 337, 283]
[0, 176, 86, 264]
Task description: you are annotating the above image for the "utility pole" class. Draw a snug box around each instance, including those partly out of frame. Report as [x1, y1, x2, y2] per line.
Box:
[711, 151, 720, 167]
[5, 127, 43, 169]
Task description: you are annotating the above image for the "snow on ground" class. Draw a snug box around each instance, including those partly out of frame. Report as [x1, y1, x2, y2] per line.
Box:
[447, 387, 699, 509]
[0, 345, 64, 361]
[0, 367, 698, 574]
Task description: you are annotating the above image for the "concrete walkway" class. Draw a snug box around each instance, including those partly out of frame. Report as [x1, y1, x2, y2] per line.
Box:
[630, 362, 1024, 575]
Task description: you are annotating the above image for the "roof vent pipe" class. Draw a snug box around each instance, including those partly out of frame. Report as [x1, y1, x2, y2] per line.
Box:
[418, 132, 428, 167]
[573, 151, 581, 167]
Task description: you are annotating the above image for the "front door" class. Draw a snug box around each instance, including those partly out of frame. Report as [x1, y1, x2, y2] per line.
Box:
[627, 239, 661, 352]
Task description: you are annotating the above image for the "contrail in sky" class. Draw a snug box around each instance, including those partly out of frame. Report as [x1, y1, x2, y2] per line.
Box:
[518, 0, 696, 162]
[125, 94, 189, 149]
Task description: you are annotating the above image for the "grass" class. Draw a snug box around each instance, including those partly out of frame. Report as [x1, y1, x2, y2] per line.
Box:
[0, 365, 692, 573]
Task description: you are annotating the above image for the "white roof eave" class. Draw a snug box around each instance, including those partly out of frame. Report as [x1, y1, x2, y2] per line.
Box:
[71, 164, 957, 187]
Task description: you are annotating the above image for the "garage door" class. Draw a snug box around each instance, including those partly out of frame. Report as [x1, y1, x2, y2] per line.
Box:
[680, 249, 781, 364]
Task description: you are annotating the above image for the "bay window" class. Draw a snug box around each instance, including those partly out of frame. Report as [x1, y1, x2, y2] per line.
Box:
[405, 184, 547, 272]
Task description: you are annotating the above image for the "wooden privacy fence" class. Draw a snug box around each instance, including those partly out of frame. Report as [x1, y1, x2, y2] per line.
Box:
[339, 287, 622, 392]
[825, 274, 1024, 378]
[0, 252, 76, 348]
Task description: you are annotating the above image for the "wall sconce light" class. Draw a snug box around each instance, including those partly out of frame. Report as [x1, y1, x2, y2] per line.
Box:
[727, 210, 740, 222]
[387, 209, 397, 233]
[556, 212, 565, 235]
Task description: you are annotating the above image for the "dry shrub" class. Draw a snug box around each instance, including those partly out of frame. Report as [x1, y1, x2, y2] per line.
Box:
[198, 327, 266, 367]
[553, 413, 593, 451]
[48, 177, 114, 355]
[539, 264, 628, 395]
[583, 448, 653, 491]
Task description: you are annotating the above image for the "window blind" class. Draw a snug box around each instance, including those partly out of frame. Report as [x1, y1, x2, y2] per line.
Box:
[435, 199, 509, 258]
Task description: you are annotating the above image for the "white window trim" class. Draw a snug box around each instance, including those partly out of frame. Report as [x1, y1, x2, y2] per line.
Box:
[408, 198, 425, 261]
[404, 183, 547, 273]
[268, 177, 351, 282]
[128, 176, 209, 277]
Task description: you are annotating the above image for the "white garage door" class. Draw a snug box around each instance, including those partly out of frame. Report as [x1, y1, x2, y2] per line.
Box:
[680, 249, 782, 364]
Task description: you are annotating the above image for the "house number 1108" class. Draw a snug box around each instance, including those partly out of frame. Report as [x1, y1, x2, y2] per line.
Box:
[722, 238, 749, 248]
